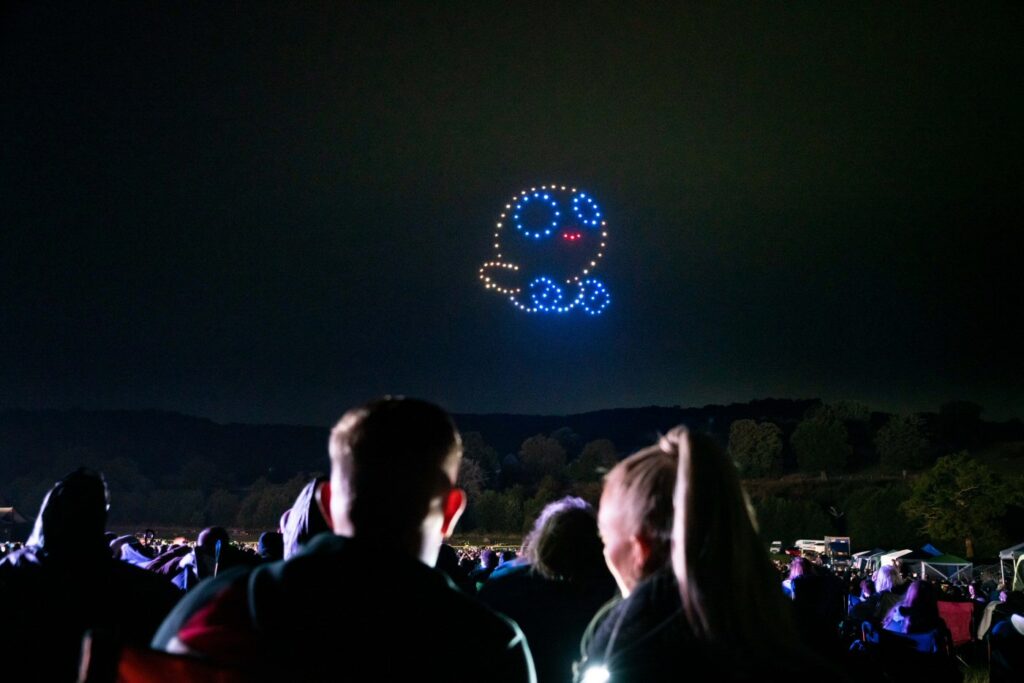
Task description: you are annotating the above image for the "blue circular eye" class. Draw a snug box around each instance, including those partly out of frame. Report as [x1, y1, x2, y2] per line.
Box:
[514, 192, 561, 240]
[578, 278, 610, 315]
[571, 191, 602, 228]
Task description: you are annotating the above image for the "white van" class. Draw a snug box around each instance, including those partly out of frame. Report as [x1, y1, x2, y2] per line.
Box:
[794, 539, 827, 555]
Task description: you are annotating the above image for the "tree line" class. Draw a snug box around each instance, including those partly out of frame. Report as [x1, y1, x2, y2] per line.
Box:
[1, 401, 1021, 557]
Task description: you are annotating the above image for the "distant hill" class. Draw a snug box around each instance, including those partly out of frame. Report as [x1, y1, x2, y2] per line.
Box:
[0, 399, 820, 489]
[2, 402, 1021, 547]
[2, 399, 1021, 503]
[453, 398, 821, 455]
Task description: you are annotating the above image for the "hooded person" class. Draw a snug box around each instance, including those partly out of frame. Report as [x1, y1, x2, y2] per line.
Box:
[279, 476, 331, 560]
[0, 468, 181, 681]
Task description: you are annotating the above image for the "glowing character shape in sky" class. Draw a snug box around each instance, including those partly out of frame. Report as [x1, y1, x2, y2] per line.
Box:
[479, 184, 610, 315]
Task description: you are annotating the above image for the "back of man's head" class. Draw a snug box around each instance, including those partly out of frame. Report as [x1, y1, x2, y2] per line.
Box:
[328, 397, 463, 550]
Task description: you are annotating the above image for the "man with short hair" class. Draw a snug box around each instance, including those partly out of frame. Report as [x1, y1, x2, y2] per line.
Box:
[153, 397, 536, 681]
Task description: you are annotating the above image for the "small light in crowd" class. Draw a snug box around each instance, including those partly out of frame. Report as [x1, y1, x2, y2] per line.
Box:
[581, 665, 610, 683]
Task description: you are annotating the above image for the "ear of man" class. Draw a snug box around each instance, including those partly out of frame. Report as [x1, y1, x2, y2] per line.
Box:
[315, 481, 333, 532]
[440, 487, 467, 538]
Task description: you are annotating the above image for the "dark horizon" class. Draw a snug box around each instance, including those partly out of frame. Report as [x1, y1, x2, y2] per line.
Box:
[3, 3, 1022, 425]
[1, 395, 1016, 432]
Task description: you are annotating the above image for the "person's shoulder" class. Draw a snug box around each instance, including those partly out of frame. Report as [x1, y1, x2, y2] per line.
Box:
[581, 594, 624, 655]
[151, 565, 254, 652]
[420, 565, 536, 680]
[109, 555, 180, 591]
[439, 569, 525, 638]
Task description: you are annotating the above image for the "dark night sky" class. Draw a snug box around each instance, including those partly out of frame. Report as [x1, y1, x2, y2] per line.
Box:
[2, 3, 1022, 424]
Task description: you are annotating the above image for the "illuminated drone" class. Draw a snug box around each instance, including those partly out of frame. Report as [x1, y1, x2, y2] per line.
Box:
[478, 184, 610, 315]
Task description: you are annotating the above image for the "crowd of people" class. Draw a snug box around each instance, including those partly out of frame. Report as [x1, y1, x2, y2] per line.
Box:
[0, 396, 1021, 682]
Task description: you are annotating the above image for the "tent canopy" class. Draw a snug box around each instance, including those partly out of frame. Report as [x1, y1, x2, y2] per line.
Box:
[920, 554, 973, 582]
[999, 541, 1024, 560]
[0, 507, 28, 524]
[880, 549, 914, 565]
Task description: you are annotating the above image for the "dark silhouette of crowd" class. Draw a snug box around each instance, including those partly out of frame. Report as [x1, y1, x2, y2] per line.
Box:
[0, 397, 1021, 682]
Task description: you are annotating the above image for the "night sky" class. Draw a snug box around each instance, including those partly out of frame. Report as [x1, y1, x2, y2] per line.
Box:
[2, 3, 1021, 424]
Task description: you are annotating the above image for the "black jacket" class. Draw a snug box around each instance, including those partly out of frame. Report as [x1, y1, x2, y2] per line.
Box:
[577, 570, 687, 683]
[153, 533, 536, 682]
[0, 470, 180, 682]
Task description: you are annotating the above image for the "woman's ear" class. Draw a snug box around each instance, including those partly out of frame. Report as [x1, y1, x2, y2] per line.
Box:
[632, 533, 653, 576]
[440, 487, 467, 538]
[315, 480, 333, 532]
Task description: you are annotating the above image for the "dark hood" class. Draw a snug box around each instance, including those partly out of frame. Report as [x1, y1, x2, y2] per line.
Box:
[280, 476, 330, 559]
[26, 468, 110, 560]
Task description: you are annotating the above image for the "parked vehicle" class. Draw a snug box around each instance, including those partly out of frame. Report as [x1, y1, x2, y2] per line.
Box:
[824, 536, 851, 567]
[794, 539, 827, 555]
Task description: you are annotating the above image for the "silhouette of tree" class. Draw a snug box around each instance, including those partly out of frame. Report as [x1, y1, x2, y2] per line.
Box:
[462, 432, 501, 486]
[568, 439, 617, 482]
[902, 451, 1018, 558]
[791, 411, 851, 474]
[875, 414, 928, 471]
[728, 420, 783, 477]
[518, 435, 567, 484]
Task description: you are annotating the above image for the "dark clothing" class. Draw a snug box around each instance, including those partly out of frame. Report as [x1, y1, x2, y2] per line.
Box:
[0, 543, 181, 682]
[168, 543, 259, 591]
[480, 561, 617, 683]
[849, 592, 881, 623]
[790, 572, 846, 656]
[989, 618, 1024, 683]
[577, 570, 688, 683]
[0, 469, 181, 682]
[153, 533, 536, 682]
[577, 570, 841, 683]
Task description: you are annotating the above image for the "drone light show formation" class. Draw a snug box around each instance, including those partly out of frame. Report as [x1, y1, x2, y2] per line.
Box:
[479, 184, 611, 316]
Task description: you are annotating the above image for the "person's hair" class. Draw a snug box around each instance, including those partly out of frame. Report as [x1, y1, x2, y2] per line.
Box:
[884, 579, 941, 633]
[667, 426, 799, 658]
[860, 579, 876, 597]
[329, 397, 461, 537]
[602, 443, 677, 577]
[875, 565, 899, 593]
[258, 531, 284, 560]
[788, 557, 809, 580]
[524, 496, 606, 581]
[480, 548, 498, 569]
